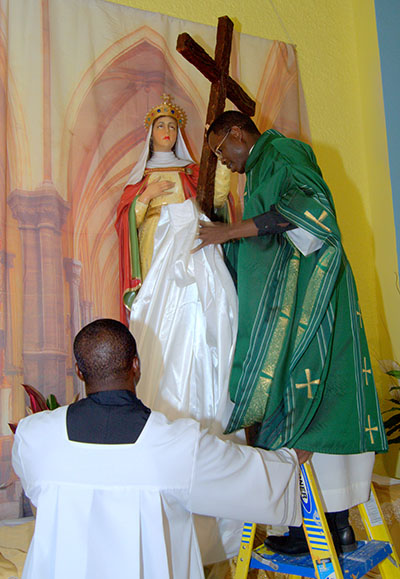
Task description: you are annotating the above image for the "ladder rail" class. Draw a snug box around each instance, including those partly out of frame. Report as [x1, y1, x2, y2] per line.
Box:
[234, 461, 400, 579]
[301, 463, 343, 578]
[358, 482, 400, 578]
[234, 522, 256, 578]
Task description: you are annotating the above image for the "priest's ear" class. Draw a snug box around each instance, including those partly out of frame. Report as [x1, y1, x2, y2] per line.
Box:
[230, 125, 243, 141]
[75, 362, 84, 382]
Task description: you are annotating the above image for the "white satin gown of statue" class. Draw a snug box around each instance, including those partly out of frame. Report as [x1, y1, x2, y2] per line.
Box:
[129, 198, 244, 564]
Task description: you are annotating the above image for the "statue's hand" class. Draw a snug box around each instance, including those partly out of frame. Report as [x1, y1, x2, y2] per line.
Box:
[141, 178, 175, 203]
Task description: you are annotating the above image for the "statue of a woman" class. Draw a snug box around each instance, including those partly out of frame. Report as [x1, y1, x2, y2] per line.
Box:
[116, 94, 230, 319]
[115, 95, 242, 565]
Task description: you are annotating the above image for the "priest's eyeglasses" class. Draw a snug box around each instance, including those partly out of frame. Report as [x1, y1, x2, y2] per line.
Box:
[210, 129, 231, 158]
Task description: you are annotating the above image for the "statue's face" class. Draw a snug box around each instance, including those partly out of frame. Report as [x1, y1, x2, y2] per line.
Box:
[152, 116, 178, 152]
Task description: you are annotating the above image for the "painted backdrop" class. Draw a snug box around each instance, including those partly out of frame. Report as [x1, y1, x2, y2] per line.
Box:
[0, 0, 309, 516]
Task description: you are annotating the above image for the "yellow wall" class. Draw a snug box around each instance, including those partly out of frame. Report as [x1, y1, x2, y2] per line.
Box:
[107, 0, 399, 474]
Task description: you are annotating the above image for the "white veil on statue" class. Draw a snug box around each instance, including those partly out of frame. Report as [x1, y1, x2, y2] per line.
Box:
[125, 110, 195, 187]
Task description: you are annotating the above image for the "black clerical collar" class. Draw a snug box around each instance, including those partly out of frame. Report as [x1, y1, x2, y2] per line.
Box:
[88, 389, 141, 406]
[67, 389, 151, 444]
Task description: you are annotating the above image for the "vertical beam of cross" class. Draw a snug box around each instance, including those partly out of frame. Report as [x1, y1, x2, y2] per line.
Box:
[177, 16, 256, 216]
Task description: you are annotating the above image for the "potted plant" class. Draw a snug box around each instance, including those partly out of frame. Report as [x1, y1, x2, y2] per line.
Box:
[382, 364, 400, 444]
[9, 384, 77, 433]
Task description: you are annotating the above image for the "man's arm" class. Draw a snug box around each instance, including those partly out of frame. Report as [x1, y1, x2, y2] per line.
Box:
[187, 430, 305, 526]
[195, 219, 257, 251]
[196, 211, 323, 257]
[195, 208, 295, 251]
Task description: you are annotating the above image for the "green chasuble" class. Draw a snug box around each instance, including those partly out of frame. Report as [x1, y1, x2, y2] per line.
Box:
[225, 130, 387, 455]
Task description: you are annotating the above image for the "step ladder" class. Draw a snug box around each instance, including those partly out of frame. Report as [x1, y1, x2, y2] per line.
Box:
[234, 462, 400, 579]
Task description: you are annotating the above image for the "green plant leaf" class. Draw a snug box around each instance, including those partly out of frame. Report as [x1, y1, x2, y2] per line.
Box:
[387, 370, 400, 378]
[46, 394, 60, 410]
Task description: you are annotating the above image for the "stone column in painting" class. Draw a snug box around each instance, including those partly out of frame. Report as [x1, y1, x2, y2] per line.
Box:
[64, 258, 85, 396]
[0, 250, 15, 434]
[8, 181, 70, 402]
[0, 251, 16, 375]
[80, 300, 94, 327]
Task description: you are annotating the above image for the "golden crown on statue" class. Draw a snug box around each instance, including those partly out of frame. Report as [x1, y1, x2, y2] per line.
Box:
[144, 94, 187, 130]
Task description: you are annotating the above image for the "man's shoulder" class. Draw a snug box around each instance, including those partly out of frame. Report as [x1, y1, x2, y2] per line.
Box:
[149, 411, 201, 437]
[147, 412, 201, 446]
[265, 133, 316, 166]
[16, 405, 67, 436]
[248, 130, 290, 169]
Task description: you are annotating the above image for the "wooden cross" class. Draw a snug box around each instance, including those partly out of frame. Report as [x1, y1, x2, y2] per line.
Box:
[177, 16, 256, 217]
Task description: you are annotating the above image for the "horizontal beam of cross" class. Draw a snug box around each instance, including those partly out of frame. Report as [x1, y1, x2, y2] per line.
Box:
[177, 33, 255, 117]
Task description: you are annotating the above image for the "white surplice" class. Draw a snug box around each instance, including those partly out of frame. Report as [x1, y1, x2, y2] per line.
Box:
[130, 199, 245, 563]
[12, 406, 301, 579]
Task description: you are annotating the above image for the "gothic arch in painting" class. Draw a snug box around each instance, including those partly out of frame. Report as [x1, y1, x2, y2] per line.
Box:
[63, 26, 206, 355]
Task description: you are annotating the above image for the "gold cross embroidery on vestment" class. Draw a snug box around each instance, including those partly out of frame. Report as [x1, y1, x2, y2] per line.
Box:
[365, 415, 378, 444]
[295, 369, 320, 399]
[304, 210, 331, 233]
[362, 356, 372, 386]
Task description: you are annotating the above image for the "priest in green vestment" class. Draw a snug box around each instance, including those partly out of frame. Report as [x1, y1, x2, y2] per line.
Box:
[198, 110, 387, 556]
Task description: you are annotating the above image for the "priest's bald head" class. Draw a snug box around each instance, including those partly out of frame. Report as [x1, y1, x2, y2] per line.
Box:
[73, 318, 140, 393]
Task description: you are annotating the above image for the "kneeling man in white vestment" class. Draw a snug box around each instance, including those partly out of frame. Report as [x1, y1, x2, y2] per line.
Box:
[12, 318, 310, 579]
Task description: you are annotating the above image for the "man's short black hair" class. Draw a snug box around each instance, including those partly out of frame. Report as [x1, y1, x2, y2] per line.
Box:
[73, 319, 137, 383]
[207, 111, 260, 138]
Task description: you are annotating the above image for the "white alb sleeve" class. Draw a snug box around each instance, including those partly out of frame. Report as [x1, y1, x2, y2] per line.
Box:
[286, 228, 324, 256]
[187, 430, 302, 527]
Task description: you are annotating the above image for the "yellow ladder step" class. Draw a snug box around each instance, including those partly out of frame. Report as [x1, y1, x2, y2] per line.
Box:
[234, 462, 400, 579]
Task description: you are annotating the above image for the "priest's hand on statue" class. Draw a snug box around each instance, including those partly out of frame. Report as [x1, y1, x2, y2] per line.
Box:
[194, 218, 259, 252]
[194, 221, 232, 251]
[140, 177, 175, 204]
[294, 448, 313, 465]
